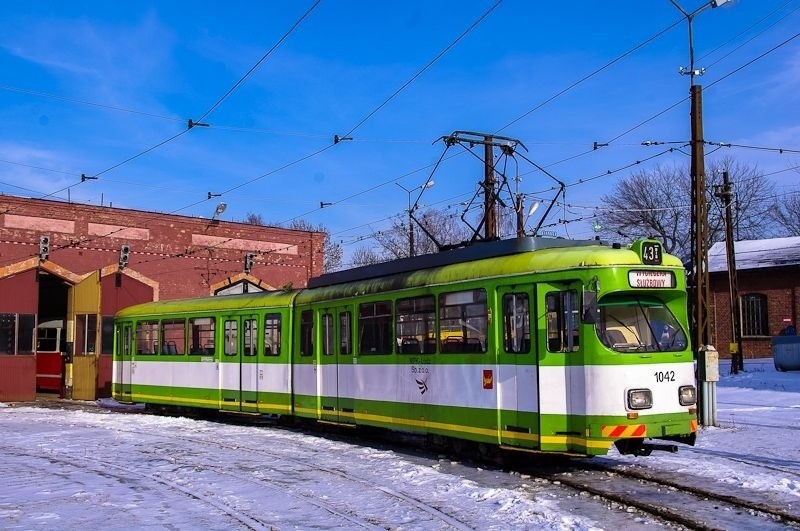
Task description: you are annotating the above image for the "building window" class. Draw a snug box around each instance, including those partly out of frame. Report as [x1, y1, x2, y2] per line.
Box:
[741, 293, 769, 337]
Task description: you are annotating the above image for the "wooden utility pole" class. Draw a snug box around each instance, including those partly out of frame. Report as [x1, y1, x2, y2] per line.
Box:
[484, 136, 497, 240]
[715, 171, 744, 373]
[689, 85, 711, 356]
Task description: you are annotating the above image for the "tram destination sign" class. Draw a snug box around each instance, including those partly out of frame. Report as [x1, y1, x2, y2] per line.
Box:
[628, 270, 675, 289]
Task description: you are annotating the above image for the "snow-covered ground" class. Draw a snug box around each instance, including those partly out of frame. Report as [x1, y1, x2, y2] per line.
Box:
[1, 358, 798, 530]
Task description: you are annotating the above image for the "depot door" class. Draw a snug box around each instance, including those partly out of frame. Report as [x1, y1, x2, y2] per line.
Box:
[219, 314, 259, 412]
[536, 282, 583, 452]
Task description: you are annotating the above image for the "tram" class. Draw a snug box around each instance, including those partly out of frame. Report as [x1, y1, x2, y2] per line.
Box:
[112, 236, 697, 456]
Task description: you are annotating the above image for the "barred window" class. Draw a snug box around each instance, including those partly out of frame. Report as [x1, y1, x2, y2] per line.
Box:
[741, 293, 769, 336]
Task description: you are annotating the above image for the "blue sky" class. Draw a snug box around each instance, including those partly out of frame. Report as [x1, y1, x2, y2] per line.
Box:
[1, 1, 799, 263]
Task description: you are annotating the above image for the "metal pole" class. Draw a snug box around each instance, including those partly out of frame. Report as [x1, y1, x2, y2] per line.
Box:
[408, 191, 415, 257]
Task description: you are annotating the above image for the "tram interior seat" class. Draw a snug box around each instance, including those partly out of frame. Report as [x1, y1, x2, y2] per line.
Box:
[400, 338, 420, 354]
[442, 336, 463, 353]
[423, 338, 437, 354]
[465, 337, 482, 352]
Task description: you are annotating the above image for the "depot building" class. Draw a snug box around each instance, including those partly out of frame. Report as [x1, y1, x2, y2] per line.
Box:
[0, 194, 325, 402]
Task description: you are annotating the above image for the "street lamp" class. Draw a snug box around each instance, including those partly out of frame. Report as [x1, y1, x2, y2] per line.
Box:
[396, 180, 435, 257]
[669, 0, 730, 85]
[669, 0, 731, 424]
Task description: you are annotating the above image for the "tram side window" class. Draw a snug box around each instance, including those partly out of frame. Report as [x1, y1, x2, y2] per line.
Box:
[322, 313, 335, 356]
[439, 289, 488, 353]
[300, 310, 313, 356]
[339, 312, 352, 355]
[189, 317, 215, 355]
[161, 319, 186, 355]
[359, 301, 393, 355]
[503, 293, 531, 353]
[224, 320, 238, 356]
[545, 290, 579, 352]
[136, 320, 159, 355]
[243, 318, 257, 357]
[396, 296, 436, 354]
[264, 314, 281, 356]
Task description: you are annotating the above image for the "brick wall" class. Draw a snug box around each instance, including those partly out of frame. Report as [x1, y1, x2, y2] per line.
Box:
[0, 194, 325, 300]
[710, 266, 799, 359]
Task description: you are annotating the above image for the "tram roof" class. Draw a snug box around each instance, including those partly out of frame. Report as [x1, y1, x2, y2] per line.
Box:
[115, 289, 297, 318]
[298, 237, 683, 303]
[308, 237, 599, 289]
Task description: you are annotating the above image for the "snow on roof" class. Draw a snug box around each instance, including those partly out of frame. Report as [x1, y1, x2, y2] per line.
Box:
[708, 236, 800, 272]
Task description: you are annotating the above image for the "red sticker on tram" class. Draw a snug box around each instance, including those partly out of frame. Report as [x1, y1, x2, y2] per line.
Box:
[483, 369, 493, 389]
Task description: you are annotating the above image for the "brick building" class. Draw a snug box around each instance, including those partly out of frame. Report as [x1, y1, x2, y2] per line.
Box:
[0, 194, 325, 400]
[709, 236, 800, 360]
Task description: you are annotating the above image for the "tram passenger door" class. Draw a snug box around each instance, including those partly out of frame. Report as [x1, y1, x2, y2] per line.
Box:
[219, 314, 259, 412]
[497, 288, 537, 448]
[317, 307, 354, 424]
[116, 323, 133, 401]
[536, 283, 584, 452]
[317, 310, 338, 422]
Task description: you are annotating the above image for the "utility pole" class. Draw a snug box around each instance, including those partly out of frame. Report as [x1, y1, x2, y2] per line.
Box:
[689, 84, 711, 366]
[715, 171, 744, 373]
[484, 136, 497, 240]
[670, 0, 732, 426]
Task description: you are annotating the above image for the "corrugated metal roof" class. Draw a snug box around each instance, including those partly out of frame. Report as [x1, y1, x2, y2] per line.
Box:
[708, 236, 800, 273]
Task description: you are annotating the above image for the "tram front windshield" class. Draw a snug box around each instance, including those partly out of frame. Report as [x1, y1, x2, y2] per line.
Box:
[596, 295, 687, 353]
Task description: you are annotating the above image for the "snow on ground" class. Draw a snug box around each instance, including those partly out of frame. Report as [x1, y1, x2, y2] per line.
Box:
[603, 357, 800, 509]
[0, 358, 798, 530]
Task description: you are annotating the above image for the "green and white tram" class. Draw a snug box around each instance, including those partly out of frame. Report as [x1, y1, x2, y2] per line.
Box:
[113, 237, 697, 457]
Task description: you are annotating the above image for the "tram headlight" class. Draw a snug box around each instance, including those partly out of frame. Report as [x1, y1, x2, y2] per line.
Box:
[679, 385, 697, 406]
[627, 388, 653, 410]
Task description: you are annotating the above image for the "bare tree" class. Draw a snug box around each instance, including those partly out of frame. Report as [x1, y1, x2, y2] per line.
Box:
[244, 212, 265, 225]
[350, 246, 386, 267]
[770, 190, 800, 235]
[372, 208, 473, 259]
[287, 219, 342, 273]
[243, 213, 342, 273]
[597, 157, 779, 259]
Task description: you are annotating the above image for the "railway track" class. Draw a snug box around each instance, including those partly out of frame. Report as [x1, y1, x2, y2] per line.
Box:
[512, 457, 800, 530]
[11, 399, 800, 529]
